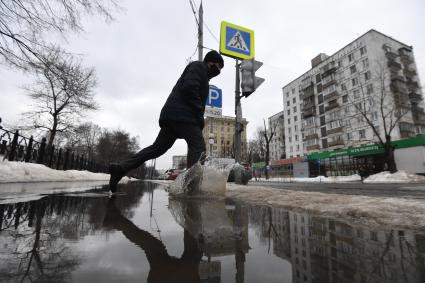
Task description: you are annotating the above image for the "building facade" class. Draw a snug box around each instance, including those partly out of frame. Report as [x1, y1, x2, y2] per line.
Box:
[282, 29, 424, 159]
[202, 115, 249, 160]
[268, 111, 286, 161]
[172, 155, 187, 169]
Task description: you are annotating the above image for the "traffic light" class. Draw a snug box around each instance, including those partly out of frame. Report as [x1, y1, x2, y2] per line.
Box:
[240, 58, 265, 97]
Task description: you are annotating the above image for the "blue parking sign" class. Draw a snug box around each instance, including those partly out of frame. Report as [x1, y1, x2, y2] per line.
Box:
[206, 85, 222, 108]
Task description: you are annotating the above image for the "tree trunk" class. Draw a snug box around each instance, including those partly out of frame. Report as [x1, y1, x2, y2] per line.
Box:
[47, 116, 58, 151]
[265, 143, 270, 180]
[384, 136, 397, 173]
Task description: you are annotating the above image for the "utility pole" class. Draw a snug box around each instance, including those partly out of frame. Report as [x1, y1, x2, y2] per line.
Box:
[197, 2, 203, 61]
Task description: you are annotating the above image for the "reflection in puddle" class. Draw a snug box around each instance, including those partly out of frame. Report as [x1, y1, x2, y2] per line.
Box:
[0, 181, 424, 282]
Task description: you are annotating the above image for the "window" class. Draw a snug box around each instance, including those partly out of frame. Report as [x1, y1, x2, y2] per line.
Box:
[286, 92, 290, 98]
[287, 101, 290, 106]
[288, 118, 291, 125]
[372, 111, 378, 120]
[343, 95, 348, 103]
[292, 88, 295, 94]
[288, 127, 292, 134]
[359, 129, 366, 139]
[360, 46, 367, 55]
[348, 53, 354, 62]
[366, 84, 373, 94]
[318, 94, 324, 104]
[350, 65, 357, 74]
[294, 116, 298, 122]
[317, 84, 322, 93]
[295, 135, 298, 141]
[295, 125, 298, 132]
[296, 144, 300, 151]
[364, 71, 371, 81]
[341, 83, 347, 91]
[352, 77, 358, 87]
[353, 89, 360, 99]
[287, 109, 290, 115]
[293, 97, 296, 103]
[316, 74, 321, 83]
[346, 132, 352, 140]
[293, 106, 297, 113]
[362, 58, 369, 69]
[290, 146, 293, 152]
[289, 136, 292, 142]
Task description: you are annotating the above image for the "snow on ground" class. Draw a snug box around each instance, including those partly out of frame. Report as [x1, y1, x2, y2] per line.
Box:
[363, 170, 425, 183]
[254, 174, 361, 183]
[0, 159, 132, 183]
[225, 183, 425, 231]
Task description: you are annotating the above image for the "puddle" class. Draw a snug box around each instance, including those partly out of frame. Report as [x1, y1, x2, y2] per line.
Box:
[0, 181, 424, 282]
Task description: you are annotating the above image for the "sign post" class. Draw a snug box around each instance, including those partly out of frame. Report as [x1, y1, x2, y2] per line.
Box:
[205, 85, 222, 118]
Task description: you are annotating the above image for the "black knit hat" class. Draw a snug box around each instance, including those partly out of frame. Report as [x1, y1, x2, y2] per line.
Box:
[204, 50, 224, 68]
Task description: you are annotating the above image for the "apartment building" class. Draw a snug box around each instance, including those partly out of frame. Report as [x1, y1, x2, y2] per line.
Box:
[282, 29, 424, 159]
[268, 111, 286, 161]
[202, 115, 249, 160]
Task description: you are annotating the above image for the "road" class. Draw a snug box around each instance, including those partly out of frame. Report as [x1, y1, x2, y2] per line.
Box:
[248, 180, 425, 199]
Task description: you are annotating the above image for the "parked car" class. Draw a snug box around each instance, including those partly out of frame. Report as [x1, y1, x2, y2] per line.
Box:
[164, 169, 184, 180]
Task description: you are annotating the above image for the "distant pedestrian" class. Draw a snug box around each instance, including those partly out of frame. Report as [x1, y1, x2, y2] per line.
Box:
[109, 50, 224, 192]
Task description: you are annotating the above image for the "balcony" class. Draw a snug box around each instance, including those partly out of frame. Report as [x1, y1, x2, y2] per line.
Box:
[387, 60, 402, 71]
[399, 122, 415, 138]
[325, 102, 339, 112]
[327, 126, 343, 135]
[400, 54, 413, 65]
[322, 67, 337, 79]
[413, 114, 425, 125]
[305, 133, 319, 140]
[303, 107, 316, 118]
[302, 101, 315, 110]
[385, 51, 398, 61]
[406, 80, 419, 90]
[322, 79, 337, 89]
[306, 144, 320, 151]
[391, 74, 405, 83]
[409, 92, 423, 102]
[390, 81, 408, 95]
[300, 87, 315, 100]
[328, 140, 344, 147]
[403, 68, 417, 78]
[300, 80, 314, 91]
[324, 90, 339, 101]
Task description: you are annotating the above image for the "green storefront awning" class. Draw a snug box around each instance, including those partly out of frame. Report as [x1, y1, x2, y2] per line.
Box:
[308, 135, 425, 160]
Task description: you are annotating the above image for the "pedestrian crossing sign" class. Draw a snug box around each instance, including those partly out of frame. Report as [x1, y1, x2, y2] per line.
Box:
[220, 21, 255, 60]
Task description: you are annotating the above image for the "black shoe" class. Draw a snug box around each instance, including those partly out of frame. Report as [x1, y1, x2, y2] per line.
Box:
[109, 163, 125, 193]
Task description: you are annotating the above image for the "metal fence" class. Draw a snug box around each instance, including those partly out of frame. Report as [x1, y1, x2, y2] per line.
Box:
[0, 126, 108, 174]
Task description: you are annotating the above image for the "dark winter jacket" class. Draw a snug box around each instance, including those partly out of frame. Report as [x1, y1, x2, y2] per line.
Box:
[159, 61, 209, 129]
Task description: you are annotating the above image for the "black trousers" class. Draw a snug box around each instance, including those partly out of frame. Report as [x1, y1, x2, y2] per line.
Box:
[120, 121, 206, 172]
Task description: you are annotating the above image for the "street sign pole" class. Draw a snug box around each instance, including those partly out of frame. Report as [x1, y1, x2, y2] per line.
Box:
[234, 59, 243, 184]
[235, 59, 242, 164]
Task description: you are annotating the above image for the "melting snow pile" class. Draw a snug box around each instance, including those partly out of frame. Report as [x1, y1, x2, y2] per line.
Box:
[364, 170, 425, 183]
[168, 158, 235, 197]
[0, 159, 132, 183]
[226, 183, 425, 230]
[256, 174, 361, 183]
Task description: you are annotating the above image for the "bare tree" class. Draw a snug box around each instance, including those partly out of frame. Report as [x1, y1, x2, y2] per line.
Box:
[262, 119, 276, 179]
[23, 47, 98, 150]
[0, 0, 119, 69]
[350, 63, 411, 173]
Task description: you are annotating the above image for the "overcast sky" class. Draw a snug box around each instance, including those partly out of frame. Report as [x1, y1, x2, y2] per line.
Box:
[1, 0, 424, 170]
